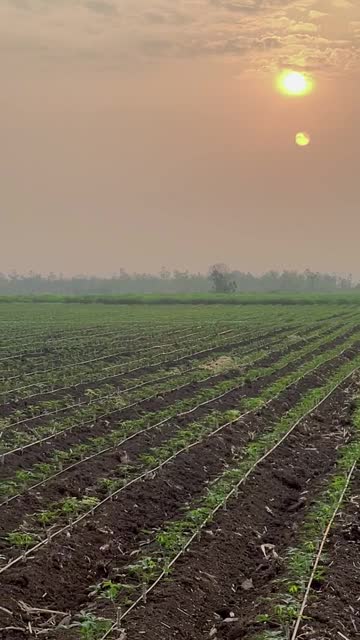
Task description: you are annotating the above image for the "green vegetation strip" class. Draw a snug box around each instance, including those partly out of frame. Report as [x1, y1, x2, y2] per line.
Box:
[0, 325, 273, 429]
[251, 402, 360, 640]
[2, 292, 360, 305]
[2, 353, 359, 580]
[10, 328, 241, 400]
[4, 339, 356, 546]
[1, 327, 354, 502]
[0, 322, 290, 437]
[92, 362, 360, 640]
[0, 331, 200, 397]
[0, 325, 295, 455]
[0, 323, 250, 389]
[2, 329, 233, 395]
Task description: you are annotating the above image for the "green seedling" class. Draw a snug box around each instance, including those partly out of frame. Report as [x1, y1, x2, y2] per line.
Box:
[7, 531, 36, 549]
[76, 611, 112, 640]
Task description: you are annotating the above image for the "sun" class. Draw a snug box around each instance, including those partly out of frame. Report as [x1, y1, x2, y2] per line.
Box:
[295, 132, 311, 147]
[276, 70, 314, 96]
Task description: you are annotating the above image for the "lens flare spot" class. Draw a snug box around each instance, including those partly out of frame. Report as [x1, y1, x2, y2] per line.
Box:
[295, 132, 311, 147]
[277, 70, 314, 96]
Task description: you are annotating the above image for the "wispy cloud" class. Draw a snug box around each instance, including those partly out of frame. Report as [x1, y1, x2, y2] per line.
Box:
[210, 0, 264, 11]
[84, 1, 117, 16]
[1, 0, 359, 73]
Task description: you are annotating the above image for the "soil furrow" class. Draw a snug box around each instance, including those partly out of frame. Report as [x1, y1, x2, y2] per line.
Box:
[299, 466, 360, 640]
[0, 329, 357, 487]
[110, 377, 359, 640]
[0, 327, 233, 416]
[0, 324, 310, 466]
[0, 327, 270, 424]
[0, 324, 224, 390]
[0, 355, 358, 629]
[0, 323, 308, 406]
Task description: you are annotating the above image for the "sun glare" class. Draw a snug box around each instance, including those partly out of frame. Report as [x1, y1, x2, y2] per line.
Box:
[295, 132, 311, 147]
[277, 70, 313, 96]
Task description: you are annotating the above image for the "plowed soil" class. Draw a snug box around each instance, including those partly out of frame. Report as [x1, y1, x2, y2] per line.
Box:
[0, 371, 358, 639]
[0, 311, 359, 640]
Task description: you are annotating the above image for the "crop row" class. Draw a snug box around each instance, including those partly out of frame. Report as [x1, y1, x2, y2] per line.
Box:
[0, 319, 316, 455]
[0, 324, 297, 455]
[0, 323, 230, 386]
[0, 320, 271, 394]
[7, 313, 352, 409]
[0, 321, 289, 424]
[40, 357, 360, 639]
[1, 316, 356, 446]
[1, 324, 357, 508]
[1, 305, 355, 392]
[0, 345, 358, 585]
[108, 366, 359, 640]
[244, 396, 360, 640]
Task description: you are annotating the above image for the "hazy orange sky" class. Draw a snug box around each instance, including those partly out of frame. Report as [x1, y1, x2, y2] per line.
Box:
[1, 0, 359, 277]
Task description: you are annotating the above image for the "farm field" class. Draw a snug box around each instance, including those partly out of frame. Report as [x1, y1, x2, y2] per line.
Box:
[0, 302, 359, 640]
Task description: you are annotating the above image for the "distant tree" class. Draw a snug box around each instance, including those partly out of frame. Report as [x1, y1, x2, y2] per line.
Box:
[209, 264, 237, 293]
[0, 267, 355, 296]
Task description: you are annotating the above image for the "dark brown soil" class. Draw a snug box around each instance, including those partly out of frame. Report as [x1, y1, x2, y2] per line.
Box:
[0, 342, 358, 539]
[0, 328, 282, 442]
[0, 327, 291, 471]
[112, 377, 358, 640]
[2, 327, 240, 404]
[0, 369, 358, 639]
[301, 467, 360, 640]
[2, 317, 336, 426]
[0, 324, 295, 426]
[1, 325, 356, 483]
[0, 326, 166, 380]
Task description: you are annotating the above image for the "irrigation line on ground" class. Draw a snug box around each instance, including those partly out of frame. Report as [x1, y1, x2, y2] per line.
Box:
[1, 315, 343, 406]
[3, 329, 235, 403]
[0, 337, 348, 506]
[0, 369, 242, 459]
[0, 318, 348, 428]
[0, 323, 207, 357]
[0, 356, 247, 460]
[0, 318, 164, 347]
[0, 326, 145, 356]
[0, 319, 278, 366]
[1, 318, 330, 402]
[0, 323, 230, 388]
[0, 326, 164, 364]
[1, 356, 357, 575]
[0, 325, 229, 386]
[0, 326, 211, 395]
[0, 326, 121, 353]
[0, 345, 289, 504]
[99, 368, 359, 640]
[0, 325, 114, 348]
[0, 327, 312, 458]
[0, 330, 244, 423]
[290, 460, 358, 640]
[0, 325, 290, 432]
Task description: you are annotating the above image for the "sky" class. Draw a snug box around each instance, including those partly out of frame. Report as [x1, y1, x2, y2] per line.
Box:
[1, 0, 360, 277]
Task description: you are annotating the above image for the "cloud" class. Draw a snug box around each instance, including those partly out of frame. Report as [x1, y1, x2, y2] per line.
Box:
[5, 0, 118, 13]
[289, 21, 318, 33]
[308, 10, 328, 20]
[8, 0, 29, 8]
[258, 35, 282, 47]
[210, 0, 264, 11]
[144, 9, 193, 25]
[332, 0, 353, 7]
[1, 0, 360, 75]
[83, 0, 117, 16]
[210, 0, 307, 12]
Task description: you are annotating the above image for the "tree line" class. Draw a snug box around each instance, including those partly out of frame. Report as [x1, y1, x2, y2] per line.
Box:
[0, 267, 356, 295]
